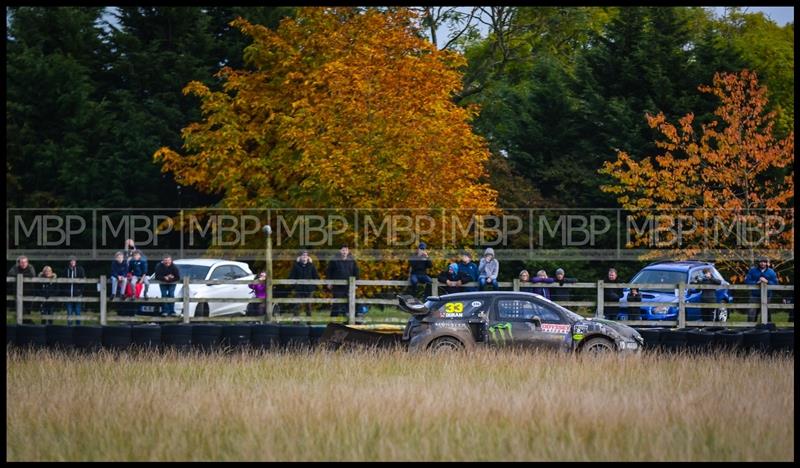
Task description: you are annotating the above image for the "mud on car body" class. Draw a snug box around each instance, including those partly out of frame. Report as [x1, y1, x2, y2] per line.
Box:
[398, 291, 643, 353]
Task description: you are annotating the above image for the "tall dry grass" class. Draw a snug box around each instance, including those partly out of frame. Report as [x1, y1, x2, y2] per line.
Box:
[6, 347, 794, 461]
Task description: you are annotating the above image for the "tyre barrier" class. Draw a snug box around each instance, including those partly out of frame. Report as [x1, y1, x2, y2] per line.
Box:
[770, 329, 794, 353]
[192, 324, 223, 351]
[73, 326, 103, 351]
[713, 329, 743, 352]
[251, 324, 280, 350]
[686, 328, 715, 353]
[7, 324, 17, 345]
[636, 328, 663, 350]
[161, 324, 192, 350]
[741, 328, 771, 354]
[46, 325, 75, 350]
[660, 329, 688, 353]
[279, 324, 311, 349]
[16, 324, 47, 348]
[102, 325, 132, 350]
[221, 324, 251, 349]
[309, 325, 327, 347]
[131, 324, 162, 349]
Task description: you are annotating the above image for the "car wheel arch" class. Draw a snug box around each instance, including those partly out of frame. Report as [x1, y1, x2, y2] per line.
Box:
[576, 334, 617, 352]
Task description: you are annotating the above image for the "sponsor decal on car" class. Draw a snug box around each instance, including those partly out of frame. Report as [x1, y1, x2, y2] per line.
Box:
[489, 322, 513, 342]
[541, 323, 570, 334]
[572, 333, 585, 341]
[443, 302, 464, 318]
[435, 322, 467, 330]
[471, 301, 482, 307]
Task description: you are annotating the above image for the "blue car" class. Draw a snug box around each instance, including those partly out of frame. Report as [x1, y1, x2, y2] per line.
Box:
[619, 261, 733, 322]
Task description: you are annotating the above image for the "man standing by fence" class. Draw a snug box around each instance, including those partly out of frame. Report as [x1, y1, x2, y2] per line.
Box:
[289, 250, 319, 316]
[407, 242, 432, 297]
[63, 256, 85, 326]
[326, 245, 359, 319]
[8, 255, 36, 323]
[154, 254, 181, 317]
[603, 268, 623, 320]
[745, 258, 778, 322]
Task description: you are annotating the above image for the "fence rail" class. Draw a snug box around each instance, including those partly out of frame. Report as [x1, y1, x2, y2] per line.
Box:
[6, 274, 793, 327]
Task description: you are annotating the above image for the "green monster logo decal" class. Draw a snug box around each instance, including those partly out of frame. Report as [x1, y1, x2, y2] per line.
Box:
[489, 322, 513, 343]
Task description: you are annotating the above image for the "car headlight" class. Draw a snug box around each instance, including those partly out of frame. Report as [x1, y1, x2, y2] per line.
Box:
[624, 341, 639, 349]
[653, 306, 668, 314]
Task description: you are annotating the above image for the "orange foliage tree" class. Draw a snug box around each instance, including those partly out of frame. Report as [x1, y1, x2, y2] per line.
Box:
[599, 70, 794, 281]
[154, 7, 498, 280]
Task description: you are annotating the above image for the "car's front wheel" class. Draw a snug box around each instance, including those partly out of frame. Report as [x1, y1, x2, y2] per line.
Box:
[195, 302, 209, 318]
[428, 336, 464, 353]
[581, 337, 616, 353]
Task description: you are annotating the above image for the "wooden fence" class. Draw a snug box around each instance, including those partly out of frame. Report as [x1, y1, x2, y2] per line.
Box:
[5, 274, 794, 327]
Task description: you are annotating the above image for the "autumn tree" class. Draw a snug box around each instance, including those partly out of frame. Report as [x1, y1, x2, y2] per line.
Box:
[599, 70, 794, 280]
[154, 7, 498, 278]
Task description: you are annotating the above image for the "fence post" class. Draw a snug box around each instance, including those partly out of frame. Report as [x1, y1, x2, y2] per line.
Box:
[431, 278, 438, 296]
[513, 278, 520, 292]
[16, 274, 23, 325]
[678, 282, 686, 329]
[182, 276, 191, 324]
[760, 282, 768, 324]
[348, 276, 356, 325]
[595, 280, 604, 318]
[99, 275, 107, 326]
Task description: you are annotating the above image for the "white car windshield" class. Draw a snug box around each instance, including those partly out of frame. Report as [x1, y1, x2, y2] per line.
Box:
[175, 264, 210, 279]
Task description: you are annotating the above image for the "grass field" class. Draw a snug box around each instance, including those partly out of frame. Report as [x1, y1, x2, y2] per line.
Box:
[6, 347, 794, 461]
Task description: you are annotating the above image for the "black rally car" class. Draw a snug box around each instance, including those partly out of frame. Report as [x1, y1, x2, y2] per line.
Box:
[398, 291, 643, 353]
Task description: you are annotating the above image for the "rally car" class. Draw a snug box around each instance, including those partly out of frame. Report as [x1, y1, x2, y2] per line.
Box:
[398, 291, 643, 353]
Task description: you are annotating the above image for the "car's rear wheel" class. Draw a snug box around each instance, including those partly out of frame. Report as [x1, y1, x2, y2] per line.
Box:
[195, 302, 209, 318]
[581, 337, 615, 353]
[428, 336, 464, 353]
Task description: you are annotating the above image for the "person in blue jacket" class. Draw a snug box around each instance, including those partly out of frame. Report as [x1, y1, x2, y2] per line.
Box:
[128, 250, 149, 300]
[110, 251, 128, 300]
[744, 257, 778, 322]
[459, 251, 479, 292]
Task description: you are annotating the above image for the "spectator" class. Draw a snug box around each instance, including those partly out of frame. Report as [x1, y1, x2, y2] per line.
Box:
[437, 262, 462, 295]
[550, 267, 577, 304]
[124, 239, 150, 299]
[38, 265, 58, 325]
[459, 251, 479, 292]
[63, 256, 86, 326]
[744, 257, 778, 322]
[530, 270, 555, 299]
[7, 255, 36, 322]
[110, 251, 128, 300]
[154, 254, 180, 317]
[407, 243, 433, 297]
[518, 270, 534, 293]
[693, 268, 722, 322]
[248, 271, 267, 316]
[603, 268, 623, 320]
[127, 250, 148, 300]
[289, 250, 319, 317]
[478, 247, 500, 291]
[625, 287, 643, 321]
[326, 245, 359, 318]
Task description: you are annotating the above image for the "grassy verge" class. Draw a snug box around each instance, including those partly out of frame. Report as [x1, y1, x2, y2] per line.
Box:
[6, 347, 794, 461]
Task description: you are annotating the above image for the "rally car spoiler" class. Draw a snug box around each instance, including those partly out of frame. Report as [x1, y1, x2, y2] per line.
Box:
[397, 294, 430, 316]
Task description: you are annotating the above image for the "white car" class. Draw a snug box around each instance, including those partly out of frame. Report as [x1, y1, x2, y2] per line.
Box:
[141, 259, 256, 317]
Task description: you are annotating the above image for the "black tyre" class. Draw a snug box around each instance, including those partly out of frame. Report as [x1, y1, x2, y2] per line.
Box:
[741, 328, 771, 354]
[251, 324, 280, 350]
[636, 328, 665, 351]
[102, 325, 132, 350]
[161, 324, 192, 350]
[16, 324, 47, 349]
[279, 324, 311, 350]
[7, 324, 17, 346]
[428, 336, 464, 353]
[770, 329, 794, 353]
[309, 325, 327, 347]
[192, 323, 223, 351]
[73, 325, 103, 352]
[131, 324, 161, 349]
[755, 322, 777, 331]
[221, 324, 251, 349]
[714, 329, 743, 352]
[581, 336, 616, 353]
[686, 328, 715, 353]
[660, 329, 688, 353]
[195, 302, 209, 318]
[46, 325, 74, 350]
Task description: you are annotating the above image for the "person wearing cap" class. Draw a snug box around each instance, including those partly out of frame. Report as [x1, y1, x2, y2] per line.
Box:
[326, 245, 360, 318]
[550, 267, 577, 304]
[63, 255, 86, 326]
[478, 247, 499, 290]
[407, 242, 433, 297]
[459, 251, 479, 292]
[744, 257, 778, 322]
[289, 250, 319, 317]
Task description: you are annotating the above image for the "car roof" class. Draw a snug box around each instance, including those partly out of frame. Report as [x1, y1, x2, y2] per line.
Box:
[433, 291, 547, 301]
[642, 261, 715, 272]
[174, 258, 250, 269]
